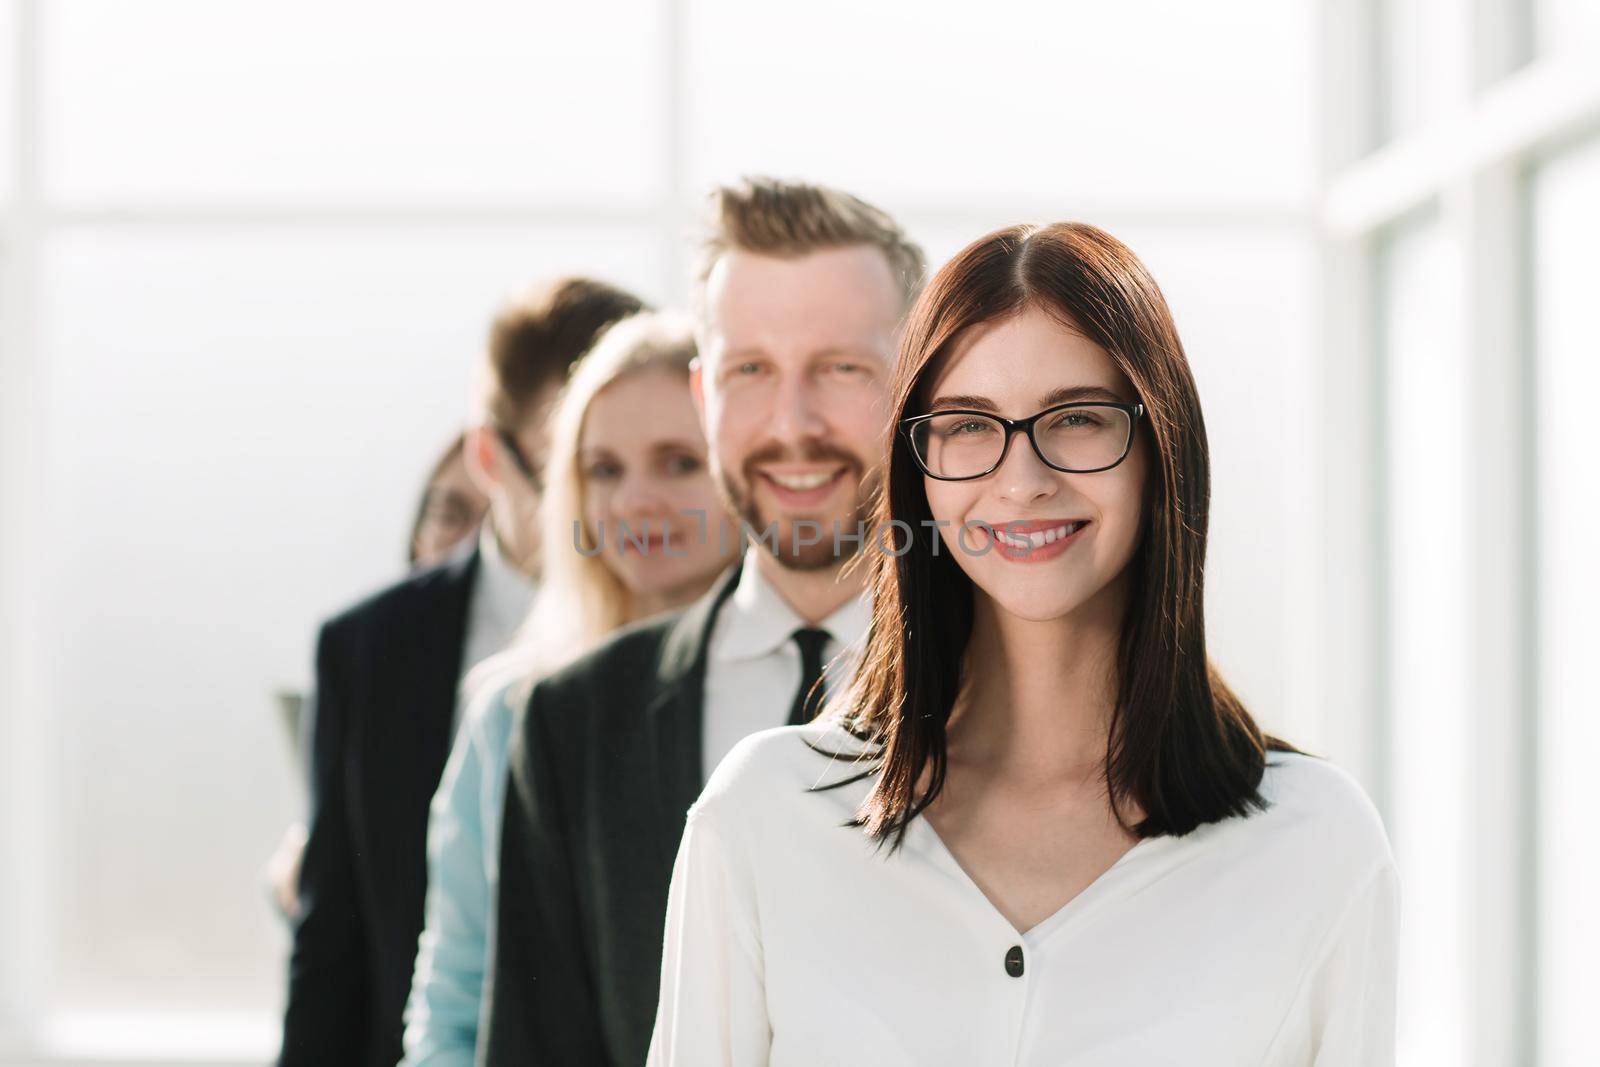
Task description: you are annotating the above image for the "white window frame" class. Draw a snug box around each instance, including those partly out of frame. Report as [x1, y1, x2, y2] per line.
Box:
[1317, 0, 1600, 1062]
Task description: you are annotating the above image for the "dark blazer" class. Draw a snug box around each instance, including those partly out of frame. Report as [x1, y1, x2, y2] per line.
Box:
[279, 548, 479, 1067]
[484, 556, 744, 1067]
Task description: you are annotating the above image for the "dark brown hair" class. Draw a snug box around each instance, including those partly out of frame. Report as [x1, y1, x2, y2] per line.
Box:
[834, 222, 1293, 848]
[482, 276, 648, 429]
[694, 176, 926, 313]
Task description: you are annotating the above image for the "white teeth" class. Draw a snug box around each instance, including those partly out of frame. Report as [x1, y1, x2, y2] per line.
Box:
[769, 470, 838, 491]
[991, 521, 1083, 549]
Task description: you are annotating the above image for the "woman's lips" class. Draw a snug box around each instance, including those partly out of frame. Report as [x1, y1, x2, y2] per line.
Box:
[615, 527, 684, 554]
[981, 519, 1091, 562]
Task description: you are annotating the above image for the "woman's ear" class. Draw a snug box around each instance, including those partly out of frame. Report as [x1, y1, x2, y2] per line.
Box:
[464, 425, 501, 495]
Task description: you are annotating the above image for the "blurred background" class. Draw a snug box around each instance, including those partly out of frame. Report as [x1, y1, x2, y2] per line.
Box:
[0, 1, 1594, 1064]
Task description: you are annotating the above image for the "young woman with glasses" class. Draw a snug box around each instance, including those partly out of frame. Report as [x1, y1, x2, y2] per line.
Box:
[647, 224, 1398, 1066]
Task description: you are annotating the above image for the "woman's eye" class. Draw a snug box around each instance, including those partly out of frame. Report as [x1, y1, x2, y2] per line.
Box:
[663, 452, 703, 476]
[586, 461, 623, 481]
[944, 419, 994, 437]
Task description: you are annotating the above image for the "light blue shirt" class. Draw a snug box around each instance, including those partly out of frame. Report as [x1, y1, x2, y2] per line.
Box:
[401, 664, 523, 1067]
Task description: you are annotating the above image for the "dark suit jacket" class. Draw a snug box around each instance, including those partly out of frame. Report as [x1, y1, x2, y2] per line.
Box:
[484, 556, 744, 1067]
[279, 549, 479, 1067]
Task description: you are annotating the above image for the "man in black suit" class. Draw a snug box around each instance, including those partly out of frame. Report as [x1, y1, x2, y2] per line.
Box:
[277, 277, 646, 1067]
[484, 179, 926, 1065]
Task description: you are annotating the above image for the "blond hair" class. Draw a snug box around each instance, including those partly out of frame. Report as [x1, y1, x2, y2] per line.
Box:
[694, 176, 926, 314]
[502, 311, 700, 685]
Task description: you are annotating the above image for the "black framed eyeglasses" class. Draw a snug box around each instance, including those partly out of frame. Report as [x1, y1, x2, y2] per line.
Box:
[496, 427, 544, 492]
[899, 401, 1145, 481]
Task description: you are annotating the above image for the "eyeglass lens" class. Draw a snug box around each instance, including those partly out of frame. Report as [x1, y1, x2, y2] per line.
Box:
[910, 404, 1132, 478]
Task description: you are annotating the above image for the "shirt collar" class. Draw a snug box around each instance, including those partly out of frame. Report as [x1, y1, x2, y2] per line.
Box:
[474, 524, 538, 630]
[712, 545, 872, 663]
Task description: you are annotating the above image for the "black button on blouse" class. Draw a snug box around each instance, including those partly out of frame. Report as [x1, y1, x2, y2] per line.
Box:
[1004, 944, 1025, 977]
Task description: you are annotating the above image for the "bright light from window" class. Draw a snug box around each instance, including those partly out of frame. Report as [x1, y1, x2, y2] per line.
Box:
[684, 0, 1314, 209]
[1531, 133, 1600, 1067]
[1379, 210, 1471, 1067]
[42, 0, 665, 206]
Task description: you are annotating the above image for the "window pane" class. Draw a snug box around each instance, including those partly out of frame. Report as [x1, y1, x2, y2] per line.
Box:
[36, 226, 663, 1020]
[686, 0, 1315, 208]
[1530, 135, 1600, 1067]
[1378, 210, 1472, 1065]
[1377, 0, 1455, 143]
[1533, 0, 1600, 58]
[42, 0, 664, 206]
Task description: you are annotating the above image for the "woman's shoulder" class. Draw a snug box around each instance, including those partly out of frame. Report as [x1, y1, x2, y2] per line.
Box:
[1249, 751, 1394, 875]
[691, 719, 878, 828]
[459, 658, 529, 731]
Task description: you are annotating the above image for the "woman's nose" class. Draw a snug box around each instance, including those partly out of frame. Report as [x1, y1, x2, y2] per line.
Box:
[611, 474, 671, 518]
[992, 431, 1059, 505]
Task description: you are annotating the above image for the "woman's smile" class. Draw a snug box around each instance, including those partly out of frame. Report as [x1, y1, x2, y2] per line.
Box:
[978, 518, 1092, 561]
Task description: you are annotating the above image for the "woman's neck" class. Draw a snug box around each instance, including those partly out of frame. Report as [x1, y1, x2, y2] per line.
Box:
[631, 571, 715, 621]
[947, 575, 1130, 783]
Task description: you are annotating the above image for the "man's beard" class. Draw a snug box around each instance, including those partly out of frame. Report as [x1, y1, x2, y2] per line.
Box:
[717, 442, 880, 572]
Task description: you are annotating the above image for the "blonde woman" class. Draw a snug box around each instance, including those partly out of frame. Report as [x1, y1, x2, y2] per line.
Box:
[402, 312, 738, 1067]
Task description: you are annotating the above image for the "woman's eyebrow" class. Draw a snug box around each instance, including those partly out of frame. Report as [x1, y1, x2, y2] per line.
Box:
[927, 384, 1126, 412]
[650, 439, 704, 455]
[1039, 385, 1127, 406]
[927, 393, 997, 412]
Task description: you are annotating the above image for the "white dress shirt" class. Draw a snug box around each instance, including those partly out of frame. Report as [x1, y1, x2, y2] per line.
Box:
[459, 526, 537, 694]
[699, 547, 872, 778]
[649, 721, 1400, 1067]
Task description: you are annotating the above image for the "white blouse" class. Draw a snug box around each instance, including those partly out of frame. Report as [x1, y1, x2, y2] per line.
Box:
[648, 721, 1399, 1067]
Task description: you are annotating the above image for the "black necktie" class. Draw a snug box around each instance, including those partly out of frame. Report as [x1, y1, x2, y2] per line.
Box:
[787, 627, 832, 726]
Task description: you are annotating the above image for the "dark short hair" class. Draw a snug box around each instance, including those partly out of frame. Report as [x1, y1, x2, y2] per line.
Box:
[483, 277, 648, 429]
